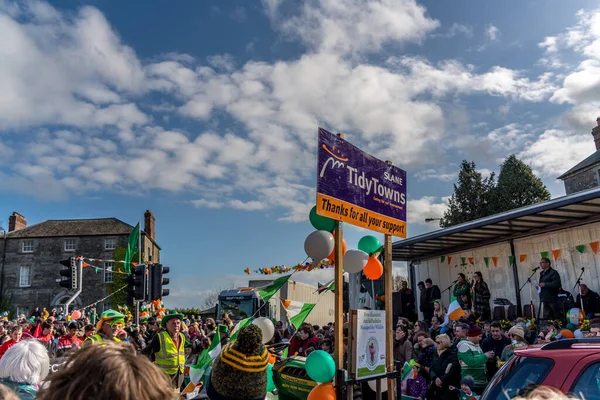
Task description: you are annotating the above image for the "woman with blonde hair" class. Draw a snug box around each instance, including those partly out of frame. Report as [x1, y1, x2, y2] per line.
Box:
[428, 334, 460, 400]
[37, 342, 176, 400]
[432, 300, 446, 320]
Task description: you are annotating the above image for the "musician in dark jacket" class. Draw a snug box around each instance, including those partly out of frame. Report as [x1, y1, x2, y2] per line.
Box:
[576, 284, 600, 318]
[425, 279, 441, 321]
[538, 258, 562, 320]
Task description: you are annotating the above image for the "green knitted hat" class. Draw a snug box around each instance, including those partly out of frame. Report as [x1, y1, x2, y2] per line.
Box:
[210, 325, 268, 398]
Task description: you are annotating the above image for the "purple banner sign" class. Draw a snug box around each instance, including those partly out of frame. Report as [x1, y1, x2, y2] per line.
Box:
[316, 128, 407, 237]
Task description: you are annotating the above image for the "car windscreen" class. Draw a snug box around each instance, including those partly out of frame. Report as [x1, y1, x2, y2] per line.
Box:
[481, 356, 554, 400]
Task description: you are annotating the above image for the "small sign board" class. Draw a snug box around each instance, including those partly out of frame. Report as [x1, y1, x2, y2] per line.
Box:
[316, 127, 407, 237]
[349, 309, 387, 379]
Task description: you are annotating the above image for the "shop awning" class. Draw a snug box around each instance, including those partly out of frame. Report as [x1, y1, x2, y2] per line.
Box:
[392, 187, 600, 261]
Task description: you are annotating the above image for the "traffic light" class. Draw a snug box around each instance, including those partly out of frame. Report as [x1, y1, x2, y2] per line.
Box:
[59, 257, 78, 290]
[126, 264, 147, 303]
[149, 264, 170, 301]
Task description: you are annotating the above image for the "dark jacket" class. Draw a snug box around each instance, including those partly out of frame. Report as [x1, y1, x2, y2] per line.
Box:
[539, 267, 561, 303]
[576, 289, 600, 316]
[481, 335, 510, 379]
[429, 349, 461, 400]
[419, 288, 427, 313]
[400, 289, 416, 316]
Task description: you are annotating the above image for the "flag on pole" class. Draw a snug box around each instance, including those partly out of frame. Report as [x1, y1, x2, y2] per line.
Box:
[258, 274, 292, 302]
[229, 317, 253, 341]
[281, 299, 316, 328]
[400, 362, 415, 382]
[317, 279, 335, 294]
[447, 300, 466, 321]
[190, 334, 222, 385]
[123, 223, 139, 274]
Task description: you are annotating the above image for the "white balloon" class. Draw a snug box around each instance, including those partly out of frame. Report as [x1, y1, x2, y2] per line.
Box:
[252, 317, 275, 344]
[304, 230, 335, 261]
[574, 329, 584, 339]
[367, 378, 388, 392]
[343, 249, 369, 273]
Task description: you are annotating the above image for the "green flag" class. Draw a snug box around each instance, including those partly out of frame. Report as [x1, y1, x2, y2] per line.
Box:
[258, 274, 292, 303]
[540, 251, 549, 259]
[123, 223, 139, 274]
[576, 245, 586, 254]
[509, 256, 515, 266]
[281, 299, 316, 328]
[317, 278, 335, 294]
[229, 317, 253, 341]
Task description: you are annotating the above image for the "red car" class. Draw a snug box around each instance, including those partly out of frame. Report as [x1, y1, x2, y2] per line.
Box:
[481, 339, 600, 399]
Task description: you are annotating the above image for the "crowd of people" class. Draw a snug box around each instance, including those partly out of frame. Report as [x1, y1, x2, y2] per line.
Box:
[0, 257, 596, 399]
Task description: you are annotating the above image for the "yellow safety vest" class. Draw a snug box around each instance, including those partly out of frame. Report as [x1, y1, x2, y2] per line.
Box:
[83, 334, 121, 346]
[155, 332, 185, 375]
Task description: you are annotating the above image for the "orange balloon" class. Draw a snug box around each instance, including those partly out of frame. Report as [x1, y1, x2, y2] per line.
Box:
[380, 295, 385, 302]
[327, 235, 347, 261]
[308, 382, 336, 400]
[364, 256, 383, 280]
[269, 353, 276, 365]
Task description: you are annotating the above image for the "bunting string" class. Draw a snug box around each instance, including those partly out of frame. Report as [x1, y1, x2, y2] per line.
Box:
[244, 258, 334, 275]
[79, 285, 128, 311]
[439, 240, 600, 270]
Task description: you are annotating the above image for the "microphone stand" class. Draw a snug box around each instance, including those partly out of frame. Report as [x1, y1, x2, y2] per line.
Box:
[441, 277, 457, 304]
[520, 268, 539, 318]
[572, 267, 585, 315]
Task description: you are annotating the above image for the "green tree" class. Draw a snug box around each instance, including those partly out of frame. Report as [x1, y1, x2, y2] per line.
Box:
[104, 245, 140, 308]
[491, 155, 551, 213]
[441, 160, 496, 228]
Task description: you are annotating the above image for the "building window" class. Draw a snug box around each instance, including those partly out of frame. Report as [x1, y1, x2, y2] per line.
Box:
[16, 307, 28, 319]
[104, 262, 113, 283]
[104, 238, 116, 250]
[64, 239, 76, 252]
[22, 240, 33, 253]
[148, 247, 152, 262]
[19, 266, 31, 287]
[102, 301, 111, 313]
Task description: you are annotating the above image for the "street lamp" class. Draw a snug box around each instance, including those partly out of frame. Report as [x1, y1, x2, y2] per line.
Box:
[0, 227, 5, 308]
[424, 218, 441, 223]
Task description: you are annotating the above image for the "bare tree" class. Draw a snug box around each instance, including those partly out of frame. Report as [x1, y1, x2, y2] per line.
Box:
[202, 285, 234, 310]
[392, 273, 409, 291]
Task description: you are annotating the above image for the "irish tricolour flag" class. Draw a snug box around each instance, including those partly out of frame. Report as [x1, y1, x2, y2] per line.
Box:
[281, 299, 316, 328]
[447, 300, 466, 321]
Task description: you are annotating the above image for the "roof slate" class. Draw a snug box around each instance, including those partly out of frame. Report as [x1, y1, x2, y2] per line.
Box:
[5, 218, 134, 238]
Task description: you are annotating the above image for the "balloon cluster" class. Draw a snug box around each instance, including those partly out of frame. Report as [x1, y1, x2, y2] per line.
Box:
[244, 259, 335, 275]
[305, 206, 384, 280]
[1, 311, 8, 320]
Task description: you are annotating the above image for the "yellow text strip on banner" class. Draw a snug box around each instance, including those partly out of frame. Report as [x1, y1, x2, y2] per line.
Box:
[316, 193, 406, 237]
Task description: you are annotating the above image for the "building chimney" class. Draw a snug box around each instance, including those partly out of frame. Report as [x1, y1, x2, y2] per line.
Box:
[144, 210, 155, 241]
[593, 117, 600, 151]
[8, 212, 26, 232]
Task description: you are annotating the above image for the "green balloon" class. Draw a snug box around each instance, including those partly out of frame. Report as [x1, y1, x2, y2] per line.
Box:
[358, 235, 381, 254]
[309, 206, 336, 232]
[566, 323, 577, 332]
[267, 363, 276, 392]
[305, 350, 336, 383]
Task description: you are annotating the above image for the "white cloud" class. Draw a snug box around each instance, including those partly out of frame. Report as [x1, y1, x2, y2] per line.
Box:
[518, 129, 595, 177]
[267, 0, 440, 56]
[0, 0, 584, 222]
[486, 24, 500, 41]
[487, 123, 535, 152]
[432, 23, 473, 38]
[414, 169, 457, 182]
[407, 196, 448, 225]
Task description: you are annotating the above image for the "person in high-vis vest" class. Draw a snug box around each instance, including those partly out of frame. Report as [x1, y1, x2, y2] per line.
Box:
[82, 309, 125, 347]
[147, 310, 186, 389]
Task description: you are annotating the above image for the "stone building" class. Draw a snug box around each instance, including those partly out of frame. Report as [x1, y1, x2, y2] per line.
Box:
[558, 117, 600, 194]
[0, 210, 161, 317]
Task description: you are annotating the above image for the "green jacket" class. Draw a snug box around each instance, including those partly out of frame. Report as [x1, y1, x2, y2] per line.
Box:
[539, 267, 561, 303]
[457, 339, 488, 389]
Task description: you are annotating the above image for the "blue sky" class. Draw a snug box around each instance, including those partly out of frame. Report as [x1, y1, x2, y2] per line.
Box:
[1, 0, 600, 308]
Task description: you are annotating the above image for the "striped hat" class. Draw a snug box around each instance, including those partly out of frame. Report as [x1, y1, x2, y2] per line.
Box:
[209, 324, 268, 399]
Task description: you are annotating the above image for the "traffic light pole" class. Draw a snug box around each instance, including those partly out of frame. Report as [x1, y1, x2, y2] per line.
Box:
[64, 258, 83, 313]
[134, 300, 140, 325]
